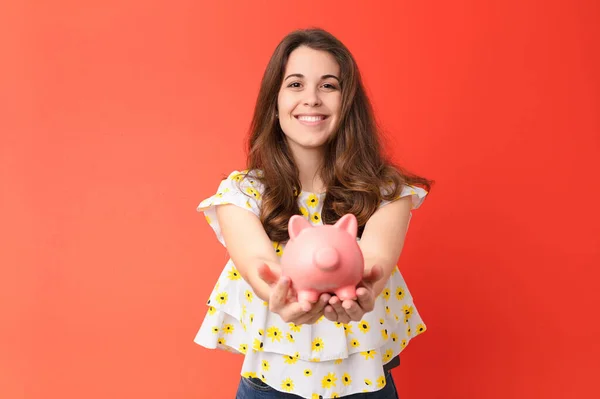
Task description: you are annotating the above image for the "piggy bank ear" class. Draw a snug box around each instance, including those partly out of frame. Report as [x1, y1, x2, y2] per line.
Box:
[289, 215, 312, 240]
[334, 214, 358, 238]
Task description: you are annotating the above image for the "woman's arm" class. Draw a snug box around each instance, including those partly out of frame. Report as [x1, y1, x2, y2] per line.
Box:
[215, 203, 280, 302]
[215, 203, 330, 323]
[358, 195, 413, 297]
[324, 196, 413, 322]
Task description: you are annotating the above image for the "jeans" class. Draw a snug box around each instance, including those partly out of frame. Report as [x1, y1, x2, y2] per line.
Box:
[235, 371, 398, 399]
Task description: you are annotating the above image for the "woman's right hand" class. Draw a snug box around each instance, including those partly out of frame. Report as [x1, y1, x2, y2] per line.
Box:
[257, 264, 330, 325]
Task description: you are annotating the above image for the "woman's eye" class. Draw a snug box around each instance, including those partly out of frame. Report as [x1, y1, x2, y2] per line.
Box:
[322, 83, 338, 90]
[288, 82, 302, 88]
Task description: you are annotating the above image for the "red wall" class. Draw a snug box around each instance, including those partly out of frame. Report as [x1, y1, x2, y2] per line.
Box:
[2, 1, 598, 398]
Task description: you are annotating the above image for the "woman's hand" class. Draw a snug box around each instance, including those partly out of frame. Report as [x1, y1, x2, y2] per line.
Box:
[323, 265, 384, 324]
[257, 264, 330, 325]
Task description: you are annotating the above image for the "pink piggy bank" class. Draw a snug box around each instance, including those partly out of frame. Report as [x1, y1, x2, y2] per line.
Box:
[280, 213, 365, 303]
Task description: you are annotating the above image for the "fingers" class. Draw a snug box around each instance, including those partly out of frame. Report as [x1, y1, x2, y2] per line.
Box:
[269, 276, 291, 313]
[328, 296, 351, 324]
[355, 287, 375, 313]
[342, 299, 364, 321]
[324, 305, 338, 322]
[297, 294, 330, 325]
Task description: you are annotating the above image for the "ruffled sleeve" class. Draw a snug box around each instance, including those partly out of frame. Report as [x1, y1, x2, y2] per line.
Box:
[380, 184, 429, 210]
[196, 170, 263, 247]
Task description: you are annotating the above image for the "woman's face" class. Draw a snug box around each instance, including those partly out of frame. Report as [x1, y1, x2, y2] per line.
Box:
[277, 46, 342, 154]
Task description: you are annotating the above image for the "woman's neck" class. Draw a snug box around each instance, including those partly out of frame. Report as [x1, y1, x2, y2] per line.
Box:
[290, 145, 326, 194]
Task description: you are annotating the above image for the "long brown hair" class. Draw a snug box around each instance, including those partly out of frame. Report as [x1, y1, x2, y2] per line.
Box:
[241, 28, 432, 242]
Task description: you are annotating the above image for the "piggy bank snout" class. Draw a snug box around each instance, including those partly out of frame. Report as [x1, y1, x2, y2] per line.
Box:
[313, 247, 340, 271]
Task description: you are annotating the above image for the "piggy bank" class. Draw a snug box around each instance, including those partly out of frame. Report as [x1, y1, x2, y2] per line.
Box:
[280, 213, 365, 303]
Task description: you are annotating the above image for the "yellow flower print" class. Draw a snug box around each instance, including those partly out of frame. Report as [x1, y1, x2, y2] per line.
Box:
[231, 173, 244, 182]
[403, 304, 414, 318]
[312, 337, 324, 352]
[377, 376, 386, 389]
[310, 212, 321, 224]
[299, 206, 309, 218]
[407, 325, 412, 337]
[227, 267, 242, 280]
[245, 290, 254, 302]
[289, 323, 301, 332]
[342, 373, 352, 386]
[304, 369, 313, 377]
[307, 194, 319, 208]
[360, 350, 376, 360]
[381, 288, 390, 300]
[332, 394, 340, 398]
[286, 332, 295, 343]
[239, 343, 248, 354]
[217, 338, 226, 345]
[267, 326, 282, 342]
[281, 378, 294, 392]
[334, 321, 343, 328]
[382, 349, 394, 363]
[242, 304, 247, 316]
[416, 323, 426, 335]
[211, 326, 219, 334]
[222, 324, 234, 334]
[262, 360, 270, 371]
[394, 314, 400, 322]
[391, 333, 398, 343]
[364, 378, 372, 386]
[379, 318, 385, 325]
[322, 372, 337, 389]
[245, 187, 261, 200]
[258, 329, 264, 336]
[205, 215, 211, 224]
[261, 374, 266, 383]
[216, 292, 228, 305]
[396, 286, 406, 300]
[343, 324, 353, 336]
[401, 339, 407, 349]
[358, 320, 370, 333]
[249, 314, 255, 324]
[253, 338, 264, 352]
[350, 339, 360, 348]
[272, 242, 283, 256]
[311, 395, 320, 399]
[263, 301, 268, 307]
[284, 352, 299, 364]
[245, 200, 252, 209]
[207, 306, 216, 315]
[242, 371, 257, 378]
[334, 358, 343, 365]
[310, 357, 320, 363]
[385, 305, 391, 314]
[381, 328, 389, 340]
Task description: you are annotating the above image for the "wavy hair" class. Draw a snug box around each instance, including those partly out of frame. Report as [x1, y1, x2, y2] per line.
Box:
[241, 28, 432, 242]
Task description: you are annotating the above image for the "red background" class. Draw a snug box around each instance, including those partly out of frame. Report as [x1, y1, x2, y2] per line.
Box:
[2, 1, 599, 398]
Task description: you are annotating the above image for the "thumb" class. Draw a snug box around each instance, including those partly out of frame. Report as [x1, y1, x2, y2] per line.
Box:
[363, 265, 384, 284]
[257, 263, 281, 286]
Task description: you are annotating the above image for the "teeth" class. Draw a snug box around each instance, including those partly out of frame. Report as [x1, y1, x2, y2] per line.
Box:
[298, 115, 324, 122]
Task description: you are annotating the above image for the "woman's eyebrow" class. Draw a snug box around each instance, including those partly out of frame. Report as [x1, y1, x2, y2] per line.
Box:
[284, 73, 340, 82]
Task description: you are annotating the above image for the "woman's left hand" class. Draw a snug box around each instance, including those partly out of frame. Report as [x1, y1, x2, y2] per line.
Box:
[323, 265, 384, 324]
